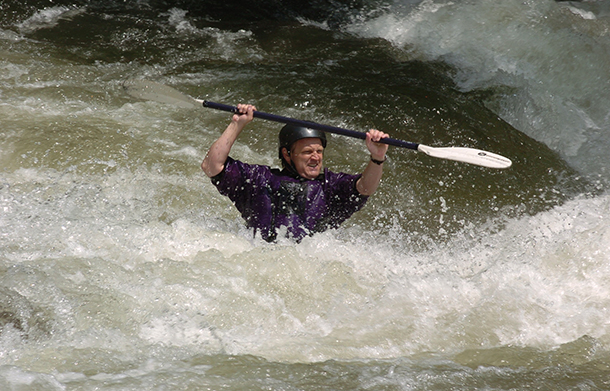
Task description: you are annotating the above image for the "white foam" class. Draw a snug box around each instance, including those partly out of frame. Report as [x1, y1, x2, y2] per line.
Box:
[2, 137, 610, 363]
[16, 6, 86, 34]
[347, 0, 610, 178]
[0, 366, 65, 391]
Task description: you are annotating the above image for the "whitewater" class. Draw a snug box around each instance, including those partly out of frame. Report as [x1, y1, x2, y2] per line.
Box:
[1, 0, 610, 389]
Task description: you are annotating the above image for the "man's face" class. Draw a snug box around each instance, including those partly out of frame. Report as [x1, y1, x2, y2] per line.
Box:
[285, 137, 324, 180]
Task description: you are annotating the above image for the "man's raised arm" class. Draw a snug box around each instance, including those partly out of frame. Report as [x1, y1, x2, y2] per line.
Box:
[201, 104, 256, 177]
[356, 129, 389, 196]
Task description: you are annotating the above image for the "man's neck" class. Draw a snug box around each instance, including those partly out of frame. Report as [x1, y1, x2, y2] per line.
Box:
[280, 165, 324, 182]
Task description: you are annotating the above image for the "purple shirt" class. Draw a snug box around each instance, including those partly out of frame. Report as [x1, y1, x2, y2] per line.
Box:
[211, 157, 368, 242]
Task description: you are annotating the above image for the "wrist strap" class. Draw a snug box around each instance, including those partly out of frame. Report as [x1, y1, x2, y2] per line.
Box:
[370, 155, 386, 165]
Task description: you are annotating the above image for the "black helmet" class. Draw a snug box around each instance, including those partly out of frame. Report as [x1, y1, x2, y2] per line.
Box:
[278, 124, 327, 160]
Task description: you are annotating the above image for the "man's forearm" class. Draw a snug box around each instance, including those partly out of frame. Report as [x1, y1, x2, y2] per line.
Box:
[201, 121, 243, 177]
[356, 158, 385, 196]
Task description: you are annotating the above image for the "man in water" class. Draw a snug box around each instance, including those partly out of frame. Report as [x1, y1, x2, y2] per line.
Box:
[202, 104, 389, 242]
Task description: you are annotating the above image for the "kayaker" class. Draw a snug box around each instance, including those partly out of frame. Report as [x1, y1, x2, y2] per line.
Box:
[202, 104, 389, 242]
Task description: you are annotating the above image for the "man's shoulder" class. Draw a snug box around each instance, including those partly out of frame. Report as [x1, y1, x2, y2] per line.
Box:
[224, 157, 274, 174]
[211, 157, 273, 185]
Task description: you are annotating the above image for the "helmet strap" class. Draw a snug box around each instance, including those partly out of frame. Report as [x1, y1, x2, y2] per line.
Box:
[281, 147, 301, 177]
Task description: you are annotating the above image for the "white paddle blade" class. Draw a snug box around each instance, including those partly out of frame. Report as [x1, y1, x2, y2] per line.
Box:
[123, 80, 202, 109]
[417, 144, 512, 169]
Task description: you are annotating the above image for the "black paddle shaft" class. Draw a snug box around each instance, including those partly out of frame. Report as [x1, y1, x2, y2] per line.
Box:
[202, 100, 419, 151]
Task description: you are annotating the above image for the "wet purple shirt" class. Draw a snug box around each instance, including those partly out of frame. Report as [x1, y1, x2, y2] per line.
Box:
[211, 157, 368, 242]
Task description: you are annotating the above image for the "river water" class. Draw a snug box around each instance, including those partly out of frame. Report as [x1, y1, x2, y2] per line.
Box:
[1, 0, 610, 389]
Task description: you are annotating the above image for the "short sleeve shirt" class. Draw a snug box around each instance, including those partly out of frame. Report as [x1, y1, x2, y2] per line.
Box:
[211, 157, 368, 242]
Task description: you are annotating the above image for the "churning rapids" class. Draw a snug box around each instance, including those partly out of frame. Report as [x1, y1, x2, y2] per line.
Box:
[1, 0, 610, 389]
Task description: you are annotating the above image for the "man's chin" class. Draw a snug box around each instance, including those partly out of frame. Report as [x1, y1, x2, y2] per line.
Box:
[302, 168, 321, 179]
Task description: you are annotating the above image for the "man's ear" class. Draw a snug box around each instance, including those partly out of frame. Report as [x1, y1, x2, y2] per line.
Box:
[281, 147, 291, 163]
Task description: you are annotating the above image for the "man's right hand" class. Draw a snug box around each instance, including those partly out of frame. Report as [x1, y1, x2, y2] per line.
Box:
[232, 104, 257, 128]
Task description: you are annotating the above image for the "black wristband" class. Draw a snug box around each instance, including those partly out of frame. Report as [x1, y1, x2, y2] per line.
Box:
[370, 155, 386, 165]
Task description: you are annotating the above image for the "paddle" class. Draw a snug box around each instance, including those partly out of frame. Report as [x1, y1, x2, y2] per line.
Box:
[123, 79, 512, 169]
